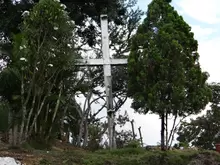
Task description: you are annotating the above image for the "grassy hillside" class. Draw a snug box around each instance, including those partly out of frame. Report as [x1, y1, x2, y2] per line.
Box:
[1, 143, 220, 165]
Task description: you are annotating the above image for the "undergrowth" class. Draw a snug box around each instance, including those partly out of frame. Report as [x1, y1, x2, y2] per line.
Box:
[5, 143, 220, 165]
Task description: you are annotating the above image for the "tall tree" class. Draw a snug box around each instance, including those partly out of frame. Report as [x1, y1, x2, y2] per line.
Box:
[0, 0, 77, 145]
[127, 0, 211, 150]
[177, 83, 220, 150]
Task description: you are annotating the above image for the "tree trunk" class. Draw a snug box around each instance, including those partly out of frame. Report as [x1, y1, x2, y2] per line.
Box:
[8, 128, 13, 145]
[77, 119, 84, 146]
[83, 120, 88, 147]
[24, 94, 36, 139]
[8, 109, 13, 145]
[165, 112, 168, 149]
[46, 83, 63, 141]
[34, 122, 37, 134]
[42, 103, 50, 136]
[138, 127, 143, 147]
[113, 122, 116, 148]
[19, 69, 36, 144]
[130, 119, 135, 140]
[13, 124, 18, 146]
[77, 91, 92, 146]
[65, 131, 69, 143]
[161, 113, 165, 151]
[19, 73, 25, 144]
[28, 94, 48, 136]
[168, 114, 177, 149]
[82, 90, 92, 148]
[60, 105, 68, 141]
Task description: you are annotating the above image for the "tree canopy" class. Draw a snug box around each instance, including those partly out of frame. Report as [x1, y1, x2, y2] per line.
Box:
[127, 0, 211, 150]
[0, 0, 78, 145]
[0, 0, 138, 48]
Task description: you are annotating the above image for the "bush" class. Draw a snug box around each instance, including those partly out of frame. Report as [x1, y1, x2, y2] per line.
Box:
[124, 140, 141, 148]
[83, 149, 208, 165]
[39, 159, 51, 165]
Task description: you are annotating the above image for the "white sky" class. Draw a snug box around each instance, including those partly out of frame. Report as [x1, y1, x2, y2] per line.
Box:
[76, 0, 220, 146]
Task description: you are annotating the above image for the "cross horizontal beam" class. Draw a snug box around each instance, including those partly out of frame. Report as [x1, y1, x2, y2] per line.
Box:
[76, 58, 127, 66]
[75, 14, 128, 149]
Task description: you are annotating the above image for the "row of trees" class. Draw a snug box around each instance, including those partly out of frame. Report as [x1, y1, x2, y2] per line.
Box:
[0, 0, 142, 149]
[0, 0, 217, 151]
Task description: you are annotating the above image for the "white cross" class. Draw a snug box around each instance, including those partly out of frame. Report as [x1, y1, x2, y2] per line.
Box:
[76, 15, 127, 149]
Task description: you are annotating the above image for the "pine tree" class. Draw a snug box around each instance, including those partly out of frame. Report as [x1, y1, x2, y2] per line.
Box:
[128, 0, 211, 150]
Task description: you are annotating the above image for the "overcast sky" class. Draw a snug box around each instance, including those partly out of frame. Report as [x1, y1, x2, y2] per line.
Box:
[76, 0, 220, 146]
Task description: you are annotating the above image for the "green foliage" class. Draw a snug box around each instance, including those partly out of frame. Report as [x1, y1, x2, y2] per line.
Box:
[0, 0, 142, 148]
[177, 83, 220, 150]
[0, 67, 21, 102]
[87, 122, 106, 151]
[0, 102, 9, 132]
[173, 142, 189, 149]
[115, 111, 136, 148]
[128, 0, 211, 116]
[0, 0, 139, 48]
[21, 142, 34, 151]
[124, 140, 141, 148]
[0, 0, 79, 144]
[39, 159, 52, 165]
[81, 149, 217, 165]
[96, 147, 145, 156]
[10, 146, 220, 165]
[18, 0, 76, 70]
[127, 0, 211, 150]
[26, 138, 52, 150]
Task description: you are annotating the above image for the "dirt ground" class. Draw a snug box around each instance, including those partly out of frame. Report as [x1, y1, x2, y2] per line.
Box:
[188, 153, 220, 165]
[0, 141, 85, 165]
[0, 150, 41, 165]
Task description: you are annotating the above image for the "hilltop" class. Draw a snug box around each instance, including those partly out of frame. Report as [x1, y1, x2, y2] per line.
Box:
[1, 142, 220, 165]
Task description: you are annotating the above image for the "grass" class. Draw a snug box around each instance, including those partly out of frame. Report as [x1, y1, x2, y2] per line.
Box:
[1, 143, 220, 165]
[54, 148, 220, 165]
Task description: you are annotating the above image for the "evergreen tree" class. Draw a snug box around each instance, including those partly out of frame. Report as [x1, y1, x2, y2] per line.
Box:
[127, 0, 211, 150]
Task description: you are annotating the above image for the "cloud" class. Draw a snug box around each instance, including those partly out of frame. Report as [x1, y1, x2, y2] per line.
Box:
[174, 0, 220, 24]
[191, 25, 216, 41]
[198, 37, 220, 82]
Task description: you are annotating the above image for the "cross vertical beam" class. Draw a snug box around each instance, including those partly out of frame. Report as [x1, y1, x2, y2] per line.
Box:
[101, 15, 114, 149]
[76, 15, 128, 149]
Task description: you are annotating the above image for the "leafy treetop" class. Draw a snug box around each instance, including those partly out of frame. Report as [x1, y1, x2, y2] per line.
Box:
[127, 0, 211, 116]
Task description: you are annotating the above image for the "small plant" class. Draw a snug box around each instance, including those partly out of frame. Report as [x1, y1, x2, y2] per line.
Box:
[39, 159, 51, 165]
[124, 140, 141, 148]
